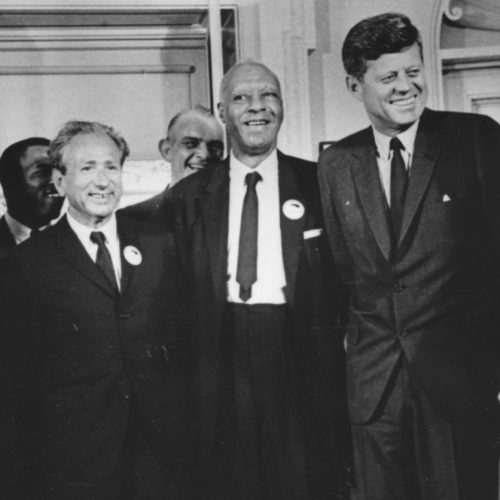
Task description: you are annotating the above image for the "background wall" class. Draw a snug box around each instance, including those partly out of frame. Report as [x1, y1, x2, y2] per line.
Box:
[0, 0, 440, 162]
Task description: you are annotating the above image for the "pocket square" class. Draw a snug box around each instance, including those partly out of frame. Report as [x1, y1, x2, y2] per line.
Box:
[442, 194, 451, 202]
[303, 228, 323, 239]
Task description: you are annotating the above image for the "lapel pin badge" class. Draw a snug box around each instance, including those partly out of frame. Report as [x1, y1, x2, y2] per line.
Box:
[283, 199, 305, 220]
[123, 245, 142, 266]
[442, 194, 451, 202]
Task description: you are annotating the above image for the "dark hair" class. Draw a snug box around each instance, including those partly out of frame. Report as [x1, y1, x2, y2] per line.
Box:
[49, 120, 129, 173]
[342, 12, 423, 80]
[0, 137, 50, 192]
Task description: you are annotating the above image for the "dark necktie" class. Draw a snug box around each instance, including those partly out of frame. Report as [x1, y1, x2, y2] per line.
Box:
[236, 171, 262, 302]
[90, 231, 119, 293]
[390, 137, 408, 244]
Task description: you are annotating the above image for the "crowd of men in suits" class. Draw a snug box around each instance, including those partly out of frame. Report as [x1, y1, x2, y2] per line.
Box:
[0, 11, 498, 500]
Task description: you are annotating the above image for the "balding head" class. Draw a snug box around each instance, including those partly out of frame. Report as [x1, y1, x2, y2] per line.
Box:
[159, 106, 224, 185]
[217, 60, 283, 168]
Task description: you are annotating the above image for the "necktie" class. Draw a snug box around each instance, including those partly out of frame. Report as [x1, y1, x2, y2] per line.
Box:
[236, 171, 262, 302]
[389, 137, 408, 244]
[90, 231, 119, 293]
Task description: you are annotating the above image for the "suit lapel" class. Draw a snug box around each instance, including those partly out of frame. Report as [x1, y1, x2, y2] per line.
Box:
[200, 160, 230, 305]
[117, 214, 138, 295]
[55, 216, 117, 298]
[350, 129, 392, 260]
[278, 152, 306, 304]
[398, 109, 440, 246]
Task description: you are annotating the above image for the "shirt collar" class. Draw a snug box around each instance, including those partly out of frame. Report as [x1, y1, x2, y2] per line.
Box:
[373, 119, 419, 160]
[229, 149, 278, 182]
[5, 212, 31, 244]
[66, 211, 118, 245]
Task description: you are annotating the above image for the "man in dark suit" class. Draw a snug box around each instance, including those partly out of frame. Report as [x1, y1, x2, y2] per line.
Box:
[1, 121, 195, 499]
[0, 137, 63, 260]
[171, 60, 348, 499]
[123, 106, 223, 224]
[318, 13, 500, 500]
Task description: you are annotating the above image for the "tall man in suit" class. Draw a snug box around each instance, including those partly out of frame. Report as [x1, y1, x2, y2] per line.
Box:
[0, 137, 63, 259]
[1, 121, 195, 499]
[172, 60, 348, 499]
[123, 106, 223, 224]
[318, 13, 500, 500]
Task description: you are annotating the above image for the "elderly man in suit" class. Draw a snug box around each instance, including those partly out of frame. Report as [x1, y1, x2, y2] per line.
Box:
[318, 12, 500, 500]
[0, 137, 63, 260]
[123, 105, 223, 224]
[171, 60, 349, 499]
[1, 121, 195, 499]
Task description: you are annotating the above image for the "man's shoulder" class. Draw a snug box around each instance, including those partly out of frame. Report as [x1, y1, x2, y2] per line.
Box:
[119, 189, 170, 223]
[8, 217, 62, 269]
[319, 126, 372, 163]
[278, 151, 316, 168]
[171, 163, 225, 200]
[419, 108, 500, 145]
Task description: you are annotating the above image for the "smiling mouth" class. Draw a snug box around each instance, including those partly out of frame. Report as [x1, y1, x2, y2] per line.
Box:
[89, 193, 113, 200]
[391, 95, 418, 107]
[245, 119, 270, 127]
[44, 184, 62, 198]
[186, 163, 205, 171]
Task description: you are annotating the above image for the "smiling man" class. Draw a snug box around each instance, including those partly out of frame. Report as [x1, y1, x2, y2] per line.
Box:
[171, 60, 349, 499]
[1, 121, 196, 499]
[318, 13, 500, 500]
[122, 106, 223, 225]
[0, 137, 63, 260]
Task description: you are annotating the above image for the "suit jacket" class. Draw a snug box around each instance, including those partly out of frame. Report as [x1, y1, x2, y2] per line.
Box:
[319, 108, 500, 424]
[171, 150, 348, 466]
[0, 216, 15, 261]
[1, 213, 195, 498]
[120, 187, 172, 227]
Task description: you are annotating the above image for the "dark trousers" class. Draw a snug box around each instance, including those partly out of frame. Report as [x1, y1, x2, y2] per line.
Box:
[351, 357, 498, 500]
[205, 303, 339, 500]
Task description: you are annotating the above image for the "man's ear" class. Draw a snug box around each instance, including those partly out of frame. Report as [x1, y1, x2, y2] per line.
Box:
[346, 75, 364, 102]
[158, 138, 172, 162]
[217, 102, 226, 124]
[52, 168, 65, 197]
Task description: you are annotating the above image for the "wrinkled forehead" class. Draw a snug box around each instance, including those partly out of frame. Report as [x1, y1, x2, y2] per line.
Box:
[224, 64, 281, 98]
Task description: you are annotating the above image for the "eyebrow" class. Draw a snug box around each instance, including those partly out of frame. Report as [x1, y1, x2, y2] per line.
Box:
[180, 136, 202, 141]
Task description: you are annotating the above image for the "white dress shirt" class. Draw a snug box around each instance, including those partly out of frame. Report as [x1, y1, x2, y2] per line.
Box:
[66, 212, 122, 289]
[226, 150, 287, 304]
[373, 120, 419, 206]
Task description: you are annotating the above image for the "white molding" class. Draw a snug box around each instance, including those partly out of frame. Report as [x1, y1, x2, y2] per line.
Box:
[0, 26, 207, 39]
[0, 64, 194, 75]
[441, 45, 500, 66]
[429, 0, 449, 109]
[442, 0, 465, 22]
[0, 2, 211, 11]
[468, 93, 500, 114]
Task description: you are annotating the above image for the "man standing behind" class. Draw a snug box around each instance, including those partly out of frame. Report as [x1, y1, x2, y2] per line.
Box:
[319, 13, 499, 500]
[0, 137, 63, 259]
[172, 60, 348, 499]
[1, 121, 195, 499]
[123, 105, 223, 223]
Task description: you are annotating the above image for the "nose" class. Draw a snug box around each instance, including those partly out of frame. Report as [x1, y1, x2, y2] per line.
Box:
[94, 168, 110, 187]
[394, 72, 412, 93]
[194, 141, 209, 160]
[248, 93, 266, 112]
